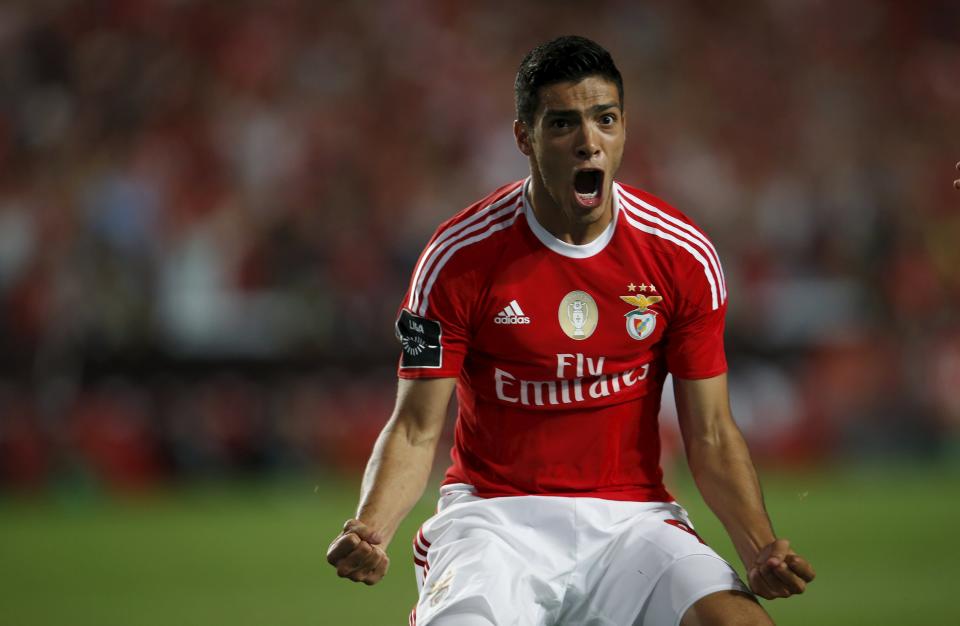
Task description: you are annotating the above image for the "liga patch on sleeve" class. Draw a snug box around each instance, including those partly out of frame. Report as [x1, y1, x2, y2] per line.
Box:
[395, 309, 442, 368]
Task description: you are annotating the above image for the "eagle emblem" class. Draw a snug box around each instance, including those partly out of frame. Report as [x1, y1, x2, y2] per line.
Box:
[620, 294, 662, 341]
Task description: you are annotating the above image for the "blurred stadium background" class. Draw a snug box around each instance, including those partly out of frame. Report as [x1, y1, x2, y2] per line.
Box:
[0, 1, 958, 624]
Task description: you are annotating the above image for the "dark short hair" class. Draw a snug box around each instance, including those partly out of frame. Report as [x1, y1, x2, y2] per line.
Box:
[515, 35, 624, 125]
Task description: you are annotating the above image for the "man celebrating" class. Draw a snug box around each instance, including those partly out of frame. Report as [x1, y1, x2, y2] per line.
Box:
[327, 36, 814, 625]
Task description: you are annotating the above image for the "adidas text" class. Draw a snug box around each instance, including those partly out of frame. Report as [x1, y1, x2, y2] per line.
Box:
[495, 315, 531, 325]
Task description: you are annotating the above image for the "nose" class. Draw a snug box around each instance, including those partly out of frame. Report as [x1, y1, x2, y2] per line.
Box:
[575, 124, 600, 160]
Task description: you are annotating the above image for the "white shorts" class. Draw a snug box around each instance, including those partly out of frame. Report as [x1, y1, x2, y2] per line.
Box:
[410, 484, 750, 626]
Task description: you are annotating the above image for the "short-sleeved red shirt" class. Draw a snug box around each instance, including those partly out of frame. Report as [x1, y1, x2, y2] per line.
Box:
[396, 179, 727, 501]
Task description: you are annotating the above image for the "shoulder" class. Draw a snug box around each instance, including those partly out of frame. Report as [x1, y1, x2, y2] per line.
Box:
[429, 179, 526, 245]
[615, 181, 727, 311]
[420, 179, 526, 270]
[405, 180, 526, 316]
[615, 181, 715, 249]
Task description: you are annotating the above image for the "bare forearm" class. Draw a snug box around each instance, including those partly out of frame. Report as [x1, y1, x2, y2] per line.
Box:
[355, 419, 439, 547]
[687, 431, 775, 569]
[674, 375, 814, 598]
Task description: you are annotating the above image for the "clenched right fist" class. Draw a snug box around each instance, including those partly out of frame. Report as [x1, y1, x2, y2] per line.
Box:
[327, 519, 390, 585]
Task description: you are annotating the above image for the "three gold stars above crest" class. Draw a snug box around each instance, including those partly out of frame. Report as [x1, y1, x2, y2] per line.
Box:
[626, 282, 657, 293]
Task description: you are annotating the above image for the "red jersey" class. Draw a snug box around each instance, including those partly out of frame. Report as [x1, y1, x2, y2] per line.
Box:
[396, 179, 728, 502]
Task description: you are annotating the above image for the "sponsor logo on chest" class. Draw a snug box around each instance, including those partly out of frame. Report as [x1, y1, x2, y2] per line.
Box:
[495, 352, 650, 407]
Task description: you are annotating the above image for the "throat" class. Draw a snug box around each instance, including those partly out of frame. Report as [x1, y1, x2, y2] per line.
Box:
[529, 187, 613, 245]
[564, 214, 612, 245]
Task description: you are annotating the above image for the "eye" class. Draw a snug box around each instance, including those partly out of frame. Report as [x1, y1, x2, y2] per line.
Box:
[550, 119, 570, 129]
[600, 113, 616, 125]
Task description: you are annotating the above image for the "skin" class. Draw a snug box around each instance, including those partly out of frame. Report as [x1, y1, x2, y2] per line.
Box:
[674, 374, 815, 625]
[513, 76, 625, 245]
[327, 76, 816, 624]
[326, 377, 454, 584]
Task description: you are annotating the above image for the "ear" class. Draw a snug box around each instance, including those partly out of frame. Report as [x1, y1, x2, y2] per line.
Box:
[514, 119, 533, 156]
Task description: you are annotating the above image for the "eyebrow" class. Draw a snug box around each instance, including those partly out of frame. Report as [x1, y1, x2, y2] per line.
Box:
[542, 102, 621, 117]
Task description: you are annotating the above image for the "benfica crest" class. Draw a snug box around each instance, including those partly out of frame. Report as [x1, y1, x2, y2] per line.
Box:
[620, 294, 662, 341]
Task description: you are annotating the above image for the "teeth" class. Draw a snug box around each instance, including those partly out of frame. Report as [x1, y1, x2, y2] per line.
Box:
[578, 190, 598, 198]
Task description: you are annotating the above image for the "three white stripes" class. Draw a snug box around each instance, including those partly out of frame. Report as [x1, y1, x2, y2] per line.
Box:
[409, 184, 524, 317]
[617, 184, 726, 311]
[408, 183, 524, 316]
[500, 300, 525, 317]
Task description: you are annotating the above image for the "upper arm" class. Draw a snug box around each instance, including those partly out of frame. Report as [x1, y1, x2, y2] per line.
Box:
[664, 262, 728, 380]
[396, 215, 483, 380]
[390, 377, 457, 446]
[673, 373, 736, 447]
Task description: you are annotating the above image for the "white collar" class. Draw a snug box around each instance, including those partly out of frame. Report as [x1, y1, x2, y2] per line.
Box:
[522, 177, 618, 259]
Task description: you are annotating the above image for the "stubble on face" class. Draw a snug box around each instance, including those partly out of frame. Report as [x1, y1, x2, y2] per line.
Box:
[517, 76, 626, 246]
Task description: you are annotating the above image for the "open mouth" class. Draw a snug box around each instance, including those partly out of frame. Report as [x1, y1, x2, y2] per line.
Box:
[574, 169, 603, 208]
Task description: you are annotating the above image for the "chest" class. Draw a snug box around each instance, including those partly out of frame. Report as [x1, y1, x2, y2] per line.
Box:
[470, 244, 675, 371]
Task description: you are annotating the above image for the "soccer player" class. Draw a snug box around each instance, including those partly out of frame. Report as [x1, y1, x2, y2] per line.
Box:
[327, 36, 815, 625]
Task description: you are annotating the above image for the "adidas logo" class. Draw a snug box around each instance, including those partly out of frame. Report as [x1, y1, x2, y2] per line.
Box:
[494, 300, 531, 325]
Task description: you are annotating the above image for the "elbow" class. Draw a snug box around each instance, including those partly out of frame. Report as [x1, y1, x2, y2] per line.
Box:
[385, 412, 443, 449]
[685, 426, 751, 470]
[404, 429, 441, 449]
[685, 424, 723, 455]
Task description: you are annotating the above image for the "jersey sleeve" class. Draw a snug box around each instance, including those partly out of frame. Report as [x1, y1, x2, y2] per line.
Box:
[395, 232, 475, 379]
[664, 252, 728, 379]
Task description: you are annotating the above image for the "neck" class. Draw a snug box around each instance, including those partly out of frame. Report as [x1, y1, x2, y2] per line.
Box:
[528, 176, 614, 246]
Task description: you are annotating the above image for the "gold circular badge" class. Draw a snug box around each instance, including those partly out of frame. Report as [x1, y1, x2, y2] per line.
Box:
[558, 290, 598, 340]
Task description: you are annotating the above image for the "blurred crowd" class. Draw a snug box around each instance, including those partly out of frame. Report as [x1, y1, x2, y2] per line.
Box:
[1, 0, 959, 493]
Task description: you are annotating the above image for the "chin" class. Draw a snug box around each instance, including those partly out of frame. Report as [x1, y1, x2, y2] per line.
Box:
[567, 202, 607, 225]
